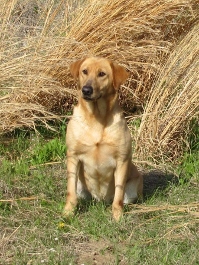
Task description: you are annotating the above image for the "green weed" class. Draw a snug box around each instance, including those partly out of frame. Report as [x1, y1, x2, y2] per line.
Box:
[30, 137, 66, 165]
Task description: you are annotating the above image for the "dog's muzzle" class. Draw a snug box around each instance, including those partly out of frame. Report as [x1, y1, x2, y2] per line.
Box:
[82, 86, 93, 97]
[82, 86, 101, 101]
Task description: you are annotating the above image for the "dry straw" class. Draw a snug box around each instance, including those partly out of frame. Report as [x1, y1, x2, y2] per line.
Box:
[0, 0, 199, 165]
[135, 23, 199, 166]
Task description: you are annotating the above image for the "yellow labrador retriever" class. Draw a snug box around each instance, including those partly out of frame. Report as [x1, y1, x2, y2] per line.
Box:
[63, 57, 143, 221]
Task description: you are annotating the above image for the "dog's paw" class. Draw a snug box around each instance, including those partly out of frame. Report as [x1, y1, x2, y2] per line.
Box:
[62, 205, 75, 218]
[112, 207, 123, 222]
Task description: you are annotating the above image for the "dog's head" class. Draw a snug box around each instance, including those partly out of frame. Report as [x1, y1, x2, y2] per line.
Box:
[70, 57, 129, 101]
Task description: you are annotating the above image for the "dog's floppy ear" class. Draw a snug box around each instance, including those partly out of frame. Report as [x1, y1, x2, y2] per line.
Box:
[111, 62, 129, 89]
[70, 58, 86, 79]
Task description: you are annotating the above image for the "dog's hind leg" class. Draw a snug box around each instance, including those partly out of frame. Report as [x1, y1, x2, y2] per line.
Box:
[77, 179, 92, 200]
[124, 169, 143, 204]
[123, 179, 139, 203]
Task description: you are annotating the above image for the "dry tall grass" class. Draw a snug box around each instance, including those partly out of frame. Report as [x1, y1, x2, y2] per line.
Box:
[0, 0, 199, 166]
[135, 23, 199, 166]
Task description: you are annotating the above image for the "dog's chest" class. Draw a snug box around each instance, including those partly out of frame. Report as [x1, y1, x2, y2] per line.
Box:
[78, 131, 117, 171]
[70, 113, 128, 172]
[78, 139, 116, 200]
[77, 123, 117, 174]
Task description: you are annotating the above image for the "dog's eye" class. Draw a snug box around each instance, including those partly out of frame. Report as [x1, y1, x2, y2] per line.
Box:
[98, 71, 106, 77]
[82, 69, 88, 75]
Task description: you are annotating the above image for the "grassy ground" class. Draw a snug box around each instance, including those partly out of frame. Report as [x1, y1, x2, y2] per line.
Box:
[0, 123, 198, 265]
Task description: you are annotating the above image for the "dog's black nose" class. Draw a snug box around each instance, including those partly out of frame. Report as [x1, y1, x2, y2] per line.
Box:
[82, 86, 93, 96]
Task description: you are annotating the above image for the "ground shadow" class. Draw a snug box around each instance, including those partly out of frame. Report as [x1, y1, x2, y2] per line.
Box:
[142, 169, 179, 199]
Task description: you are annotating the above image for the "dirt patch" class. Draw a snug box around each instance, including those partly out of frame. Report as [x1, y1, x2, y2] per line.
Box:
[62, 232, 127, 265]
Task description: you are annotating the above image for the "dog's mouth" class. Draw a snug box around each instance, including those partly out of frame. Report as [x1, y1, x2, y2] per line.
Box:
[82, 94, 102, 101]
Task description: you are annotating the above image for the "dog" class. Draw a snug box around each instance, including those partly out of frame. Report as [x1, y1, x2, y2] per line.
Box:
[63, 57, 143, 221]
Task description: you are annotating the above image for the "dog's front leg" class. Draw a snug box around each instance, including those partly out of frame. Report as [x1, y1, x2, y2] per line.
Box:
[63, 151, 79, 217]
[112, 160, 129, 221]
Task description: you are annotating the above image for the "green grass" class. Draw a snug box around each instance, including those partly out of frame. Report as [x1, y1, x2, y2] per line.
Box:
[0, 123, 198, 265]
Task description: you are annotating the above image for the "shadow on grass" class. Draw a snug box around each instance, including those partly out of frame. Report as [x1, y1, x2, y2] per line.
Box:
[76, 198, 105, 215]
[142, 170, 179, 199]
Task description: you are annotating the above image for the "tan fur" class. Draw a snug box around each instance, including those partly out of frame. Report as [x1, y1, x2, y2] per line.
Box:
[63, 57, 143, 221]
